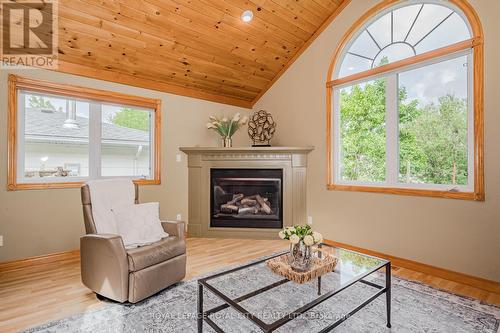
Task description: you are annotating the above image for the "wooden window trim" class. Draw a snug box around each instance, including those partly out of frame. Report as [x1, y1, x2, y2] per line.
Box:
[7, 75, 162, 190]
[325, 0, 484, 201]
[326, 38, 479, 88]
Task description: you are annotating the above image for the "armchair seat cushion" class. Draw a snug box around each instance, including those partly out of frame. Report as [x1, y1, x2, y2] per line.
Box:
[126, 236, 186, 272]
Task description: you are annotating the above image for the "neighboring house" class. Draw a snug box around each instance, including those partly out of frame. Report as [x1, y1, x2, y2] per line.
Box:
[23, 107, 151, 179]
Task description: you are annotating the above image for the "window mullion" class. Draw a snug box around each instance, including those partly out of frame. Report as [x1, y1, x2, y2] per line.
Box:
[149, 111, 154, 179]
[332, 89, 341, 183]
[466, 51, 475, 190]
[16, 91, 26, 183]
[385, 74, 398, 185]
[88, 102, 101, 180]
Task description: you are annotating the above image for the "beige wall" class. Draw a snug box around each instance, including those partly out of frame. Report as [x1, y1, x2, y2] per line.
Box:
[254, 0, 500, 281]
[0, 68, 248, 262]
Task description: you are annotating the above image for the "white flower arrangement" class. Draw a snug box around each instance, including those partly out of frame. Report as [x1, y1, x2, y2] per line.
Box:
[312, 231, 323, 243]
[206, 113, 248, 139]
[290, 234, 300, 244]
[277, 224, 322, 247]
[303, 235, 314, 246]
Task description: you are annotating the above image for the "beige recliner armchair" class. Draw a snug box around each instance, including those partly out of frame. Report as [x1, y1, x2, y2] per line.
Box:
[80, 184, 186, 303]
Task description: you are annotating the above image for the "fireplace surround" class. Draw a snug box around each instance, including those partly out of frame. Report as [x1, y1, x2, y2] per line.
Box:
[180, 146, 314, 239]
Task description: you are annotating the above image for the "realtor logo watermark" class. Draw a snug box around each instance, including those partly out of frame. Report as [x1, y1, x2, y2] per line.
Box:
[1, 0, 58, 69]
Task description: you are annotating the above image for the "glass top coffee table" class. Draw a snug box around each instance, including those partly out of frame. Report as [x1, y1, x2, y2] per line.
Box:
[197, 243, 391, 332]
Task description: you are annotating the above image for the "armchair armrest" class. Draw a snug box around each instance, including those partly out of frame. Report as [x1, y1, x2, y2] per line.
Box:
[161, 220, 186, 239]
[80, 234, 129, 302]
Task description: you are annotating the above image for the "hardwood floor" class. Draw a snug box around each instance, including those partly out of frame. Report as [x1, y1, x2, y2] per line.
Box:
[0, 238, 498, 333]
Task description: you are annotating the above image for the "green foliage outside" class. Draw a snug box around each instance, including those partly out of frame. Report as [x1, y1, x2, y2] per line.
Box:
[399, 95, 468, 185]
[340, 79, 386, 182]
[110, 108, 150, 131]
[29, 95, 55, 110]
[339, 79, 468, 185]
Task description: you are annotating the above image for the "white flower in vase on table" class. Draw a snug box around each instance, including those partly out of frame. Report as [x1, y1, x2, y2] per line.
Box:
[290, 234, 300, 245]
[303, 235, 314, 246]
[278, 224, 318, 272]
[312, 231, 323, 243]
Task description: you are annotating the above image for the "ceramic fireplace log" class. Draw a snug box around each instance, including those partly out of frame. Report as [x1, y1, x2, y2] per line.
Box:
[241, 198, 257, 206]
[240, 195, 268, 202]
[227, 194, 244, 205]
[238, 207, 259, 215]
[221, 204, 239, 213]
[255, 195, 272, 214]
[220, 194, 273, 215]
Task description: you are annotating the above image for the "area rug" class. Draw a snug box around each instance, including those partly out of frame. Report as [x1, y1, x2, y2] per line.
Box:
[23, 255, 500, 333]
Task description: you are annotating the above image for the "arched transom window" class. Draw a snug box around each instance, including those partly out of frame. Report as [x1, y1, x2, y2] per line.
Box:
[326, 0, 484, 200]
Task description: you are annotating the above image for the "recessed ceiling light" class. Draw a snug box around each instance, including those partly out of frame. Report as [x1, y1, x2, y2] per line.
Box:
[241, 10, 253, 23]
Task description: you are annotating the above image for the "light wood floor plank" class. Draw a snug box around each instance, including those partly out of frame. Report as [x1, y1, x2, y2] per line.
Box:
[0, 238, 498, 333]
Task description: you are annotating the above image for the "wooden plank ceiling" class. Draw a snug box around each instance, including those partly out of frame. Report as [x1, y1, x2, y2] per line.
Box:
[55, 0, 349, 107]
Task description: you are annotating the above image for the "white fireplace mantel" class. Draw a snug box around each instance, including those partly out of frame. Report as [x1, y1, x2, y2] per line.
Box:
[179, 146, 314, 153]
[179, 146, 314, 239]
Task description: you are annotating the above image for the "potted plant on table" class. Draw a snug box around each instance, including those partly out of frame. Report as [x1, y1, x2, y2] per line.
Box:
[279, 225, 323, 272]
[206, 113, 248, 148]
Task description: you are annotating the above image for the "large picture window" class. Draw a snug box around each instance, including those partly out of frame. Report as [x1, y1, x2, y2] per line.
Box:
[327, 0, 484, 200]
[8, 75, 161, 190]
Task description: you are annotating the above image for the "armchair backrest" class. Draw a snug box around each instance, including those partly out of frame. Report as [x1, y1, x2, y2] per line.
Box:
[81, 183, 139, 234]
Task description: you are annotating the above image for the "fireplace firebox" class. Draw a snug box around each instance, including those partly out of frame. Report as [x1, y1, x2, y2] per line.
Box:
[210, 169, 283, 228]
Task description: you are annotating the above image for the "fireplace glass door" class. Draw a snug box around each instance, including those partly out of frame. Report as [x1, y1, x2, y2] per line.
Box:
[211, 169, 283, 228]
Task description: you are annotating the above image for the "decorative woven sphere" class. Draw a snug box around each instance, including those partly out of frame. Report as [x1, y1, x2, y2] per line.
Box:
[248, 110, 276, 146]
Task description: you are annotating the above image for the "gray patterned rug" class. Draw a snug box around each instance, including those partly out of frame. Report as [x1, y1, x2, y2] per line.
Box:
[23, 256, 500, 333]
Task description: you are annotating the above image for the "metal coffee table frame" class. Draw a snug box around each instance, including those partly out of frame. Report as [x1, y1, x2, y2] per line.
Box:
[197, 243, 391, 332]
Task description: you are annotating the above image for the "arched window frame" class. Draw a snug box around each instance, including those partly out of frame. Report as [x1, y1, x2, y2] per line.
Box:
[326, 0, 484, 200]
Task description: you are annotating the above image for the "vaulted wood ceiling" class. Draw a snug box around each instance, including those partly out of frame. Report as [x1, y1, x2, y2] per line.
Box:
[55, 0, 349, 107]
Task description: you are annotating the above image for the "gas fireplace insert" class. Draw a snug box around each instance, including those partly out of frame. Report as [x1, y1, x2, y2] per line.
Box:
[210, 168, 283, 229]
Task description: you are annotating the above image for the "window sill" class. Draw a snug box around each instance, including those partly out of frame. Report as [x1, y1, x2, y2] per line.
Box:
[326, 184, 484, 201]
[7, 179, 160, 191]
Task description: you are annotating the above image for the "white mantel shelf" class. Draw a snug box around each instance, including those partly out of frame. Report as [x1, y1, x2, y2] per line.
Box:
[179, 146, 314, 153]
